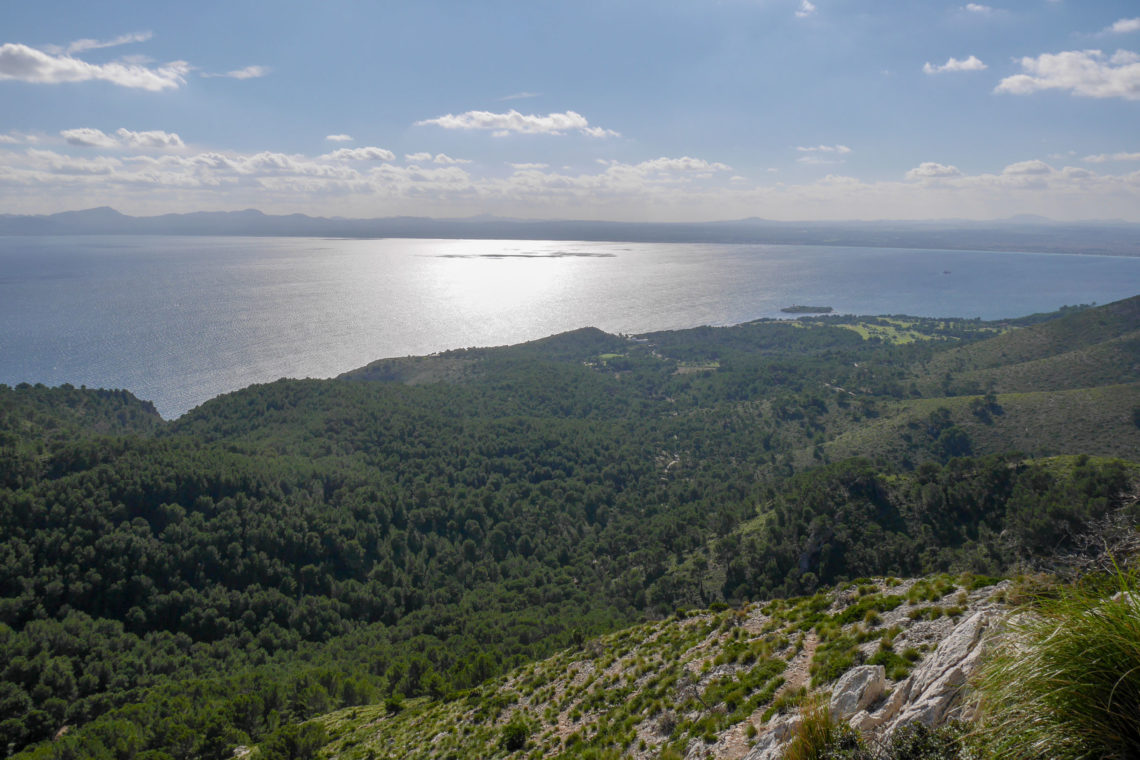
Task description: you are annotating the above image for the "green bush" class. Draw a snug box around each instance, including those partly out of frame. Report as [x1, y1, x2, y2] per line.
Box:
[500, 716, 530, 752]
[259, 722, 328, 760]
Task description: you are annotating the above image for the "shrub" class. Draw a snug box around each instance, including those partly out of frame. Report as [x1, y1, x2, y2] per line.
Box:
[259, 722, 329, 760]
[782, 698, 866, 760]
[973, 571, 1140, 759]
[879, 721, 961, 760]
[500, 716, 530, 752]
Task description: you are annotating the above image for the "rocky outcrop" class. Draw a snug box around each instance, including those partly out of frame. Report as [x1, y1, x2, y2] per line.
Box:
[843, 609, 998, 736]
[745, 583, 1007, 760]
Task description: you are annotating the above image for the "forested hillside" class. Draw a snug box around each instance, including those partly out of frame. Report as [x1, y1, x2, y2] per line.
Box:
[1, 297, 1137, 758]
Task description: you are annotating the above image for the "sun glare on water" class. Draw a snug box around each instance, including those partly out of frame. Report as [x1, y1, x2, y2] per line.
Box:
[418, 239, 600, 335]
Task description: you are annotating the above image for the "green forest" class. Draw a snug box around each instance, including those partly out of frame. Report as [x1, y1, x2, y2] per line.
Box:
[2, 295, 1138, 758]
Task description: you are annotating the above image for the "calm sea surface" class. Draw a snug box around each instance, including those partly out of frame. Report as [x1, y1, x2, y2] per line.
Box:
[2, 235, 1139, 419]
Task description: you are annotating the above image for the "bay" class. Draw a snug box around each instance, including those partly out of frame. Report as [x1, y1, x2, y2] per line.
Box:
[2, 235, 1138, 420]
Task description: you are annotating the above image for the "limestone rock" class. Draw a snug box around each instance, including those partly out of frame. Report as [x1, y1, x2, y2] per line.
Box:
[742, 712, 801, 760]
[830, 665, 886, 720]
[882, 610, 994, 732]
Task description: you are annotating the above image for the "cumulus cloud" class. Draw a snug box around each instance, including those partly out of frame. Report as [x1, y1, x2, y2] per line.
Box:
[5, 143, 1140, 222]
[24, 148, 123, 175]
[0, 134, 19, 144]
[325, 134, 353, 142]
[963, 3, 994, 14]
[405, 152, 470, 165]
[60, 127, 184, 150]
[1083, 151, 1140, 163]
[0, 42, 188, 91]
[323, 147, 396, 161]
[61, 128, 119, 148]
[795, 1, 817, 18]
[995, 49, 1140, 99]
[117, 128, 183, 149]
[201, 65, 270, 80]
[1002, 159, 1053, 175]
[906, 162, 963, 180]
[634, 156, 732, 173]
[923, 55, 987, 74]
[416, 109, 619, 138]
[1107, 18, 1140, 34]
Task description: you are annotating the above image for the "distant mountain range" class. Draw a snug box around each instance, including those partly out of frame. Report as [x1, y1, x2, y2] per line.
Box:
[2, 206, 1139, 255]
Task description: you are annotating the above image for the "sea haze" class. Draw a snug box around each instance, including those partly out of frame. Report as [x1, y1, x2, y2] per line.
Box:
[3, 235, 1139, 419]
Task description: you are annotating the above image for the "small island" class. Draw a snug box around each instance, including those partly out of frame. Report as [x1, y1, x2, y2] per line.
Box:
[781, 304, 834, 314]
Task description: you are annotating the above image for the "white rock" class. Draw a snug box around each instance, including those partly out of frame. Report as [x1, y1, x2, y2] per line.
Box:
[885, 610, 993, 731]
[830, 665, 886, 720]
[743, 713, 801, 760]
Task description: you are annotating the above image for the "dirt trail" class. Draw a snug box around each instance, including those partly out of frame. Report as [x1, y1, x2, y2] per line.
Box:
[716, 633, 819, 759]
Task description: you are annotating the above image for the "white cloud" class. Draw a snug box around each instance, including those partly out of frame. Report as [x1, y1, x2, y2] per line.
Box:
[963, 3, 994, 14]
[4, 143, 1140, 222]
[0, 134, 19, 144]
[60, 127, 183, 150]
[995, 49, 1140, 99]
[24, 148, 123, 175]
[117, 128, 183, 149]
[633, 157, 731, 173]
[1083, 151, 1140, 163]
[795, 1, 817, 18]
[1002, 159, 1053, 176]
[416, 109, 619, 138]
[202, 65, 270, 80]
[63, 32, 153, 55]
[510, 162, 549, 170]
[404, 152, 470, 165]
[796, 144, 852, 154]
[498, 91, 541, 101]
[325, 134, 353, 142]
[0, 43, 188, 91]
[1107, 18, 1140, 34]
[923, 55, 987, 74]
[61, 128, 119, 148]
[323, 147, 396, 161]
[905, 162, 963, 180]
[796, 145, 850, 165]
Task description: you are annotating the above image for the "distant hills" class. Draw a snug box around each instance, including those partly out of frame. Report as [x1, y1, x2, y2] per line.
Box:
[2, 206, 1140, 255]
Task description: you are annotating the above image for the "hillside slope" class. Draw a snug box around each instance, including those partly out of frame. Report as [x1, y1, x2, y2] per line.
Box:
[3, 296, 1139, 758]
[304, 574, 1009, 760]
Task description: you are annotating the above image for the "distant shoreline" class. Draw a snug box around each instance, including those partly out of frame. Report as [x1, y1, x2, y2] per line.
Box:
[3, 207, 1140, 257]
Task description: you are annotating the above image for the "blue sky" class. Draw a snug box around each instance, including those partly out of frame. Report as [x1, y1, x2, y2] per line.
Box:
[1, 0, 1138, 221]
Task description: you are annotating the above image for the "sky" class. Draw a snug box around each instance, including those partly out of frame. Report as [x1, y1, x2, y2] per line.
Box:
[1, 0, 1139, 222]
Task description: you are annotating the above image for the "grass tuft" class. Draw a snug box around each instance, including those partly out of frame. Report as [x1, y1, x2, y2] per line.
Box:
[973, 570, 1140, 759]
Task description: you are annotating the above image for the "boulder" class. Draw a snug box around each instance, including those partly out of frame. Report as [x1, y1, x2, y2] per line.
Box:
[830, 665, 886, 720]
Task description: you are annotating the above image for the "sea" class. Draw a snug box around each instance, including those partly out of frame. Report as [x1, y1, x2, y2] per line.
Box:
[2, 235, 1139, 420]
